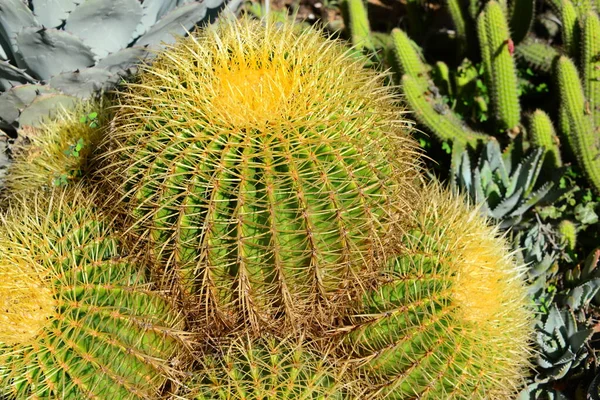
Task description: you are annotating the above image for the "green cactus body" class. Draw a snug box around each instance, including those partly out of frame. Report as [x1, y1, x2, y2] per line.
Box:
[515, 37, 561, 73]
[338, 184, 532, 399]
[344, 0, 372, 51]
[582, 11, 600, 129]
[433, 61, 453, 96]
[509, 0, 535, 44]
[558, 220, 577, 251]
[529, 109, 562, 168]
[105, 19, 419, 333]
[391, 28, 430, 87]
[557, 56, 600, 193]
[561, 0, 580, 58]
[478, 1, 521, 133]
[190, 337, 351, 399]
[446, 0, 469, 56]
[0, 188, 186, 399]
[401, 74, 488, 147]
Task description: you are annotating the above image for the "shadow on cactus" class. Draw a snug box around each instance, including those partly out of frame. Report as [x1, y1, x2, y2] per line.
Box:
[100, 17, 421, 335]
[0, 187, 190, 399]
[333, 182, 533, 399]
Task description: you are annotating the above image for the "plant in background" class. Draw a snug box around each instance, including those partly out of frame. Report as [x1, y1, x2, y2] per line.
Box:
[0, 0, 240, 133]
[102, 17, 420, 335]
[0, 187, 189, 399]
[334, 182, 532, 399]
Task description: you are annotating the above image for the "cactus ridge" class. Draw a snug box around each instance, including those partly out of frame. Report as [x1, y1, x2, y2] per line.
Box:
[190, 336, 353, 399]
[338, 184, 532, 399]
[529, 109, 563, 168]
[478, 1, 521, 132]
[561, 0, 580, 58]
[401, 74, 488, 146]
[582, 11, 600, 129]
[557, 56, 600, 193]
[104, 18, 420, 333]
[390, 28, 431, 87]
[344, 0, 372, 50]
[0, 188, 187, 399]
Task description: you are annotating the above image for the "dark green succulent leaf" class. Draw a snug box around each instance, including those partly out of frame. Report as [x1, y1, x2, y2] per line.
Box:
[490, 189, 523, 219]
[64, 0, 143, 58]
[18, 93, 77, 127]
[49, 67, 117, 98]
[557, 279, 600, 310]
[135, 0, 179, 38]
[16, 27, 95, 81]
[514, 147, 544, 197]
[96, 46, 151, 75]
[582, 248, 600, 279]
[587, 372, 600, 400]
[135, 2, 208, 49]
[31, 0, 78, 28]
[0, 59, 35, 84]
[567, 328, 594, 351]
[518, 382, 569, 400]
[0, 84, 58, 126]
[0, 0, 39, 60]
[509, 181, 555, 217]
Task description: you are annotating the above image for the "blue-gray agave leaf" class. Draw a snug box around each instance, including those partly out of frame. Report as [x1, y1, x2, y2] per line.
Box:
[18, 93, 77, 127]
[64, 0, 143, 59]
[96, 46, 151, 75]
[135, 0, 179, 38]
[0, 59, 35, 84]
[0, 84, 58, 127]
[0, 0, 38, 59]
[135, 2, 208, 49]
[49, 67, 118, 98]
[31, 0, 78, 29]
[16, 27, 95, 81]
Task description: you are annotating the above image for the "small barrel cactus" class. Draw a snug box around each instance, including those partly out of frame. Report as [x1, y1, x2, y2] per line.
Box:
[188, 336, 355, 399]
[335, 183, 533, 399]
[103, 18, 420, 333]
[0, 187, 189, 399]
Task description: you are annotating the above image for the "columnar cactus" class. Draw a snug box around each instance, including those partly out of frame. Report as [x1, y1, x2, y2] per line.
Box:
[103, 18, 420, 334]
[0, 187, 188, 399]
[529, 109, 562, 169]
[335, 183, 532, 399]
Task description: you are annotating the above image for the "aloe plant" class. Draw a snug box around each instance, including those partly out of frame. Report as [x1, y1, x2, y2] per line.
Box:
[0, 0, 239, 133]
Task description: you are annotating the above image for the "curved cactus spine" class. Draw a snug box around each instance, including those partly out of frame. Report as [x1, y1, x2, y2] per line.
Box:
[446, 0, 468, 56]
[390, 28, 430, 87]
[478, 1, 521, 133]
[0, 188, 188, 399]
[515, 37, 561, 73]
[561, 0, 580, 58]
[509, 0, 536, 44]
[529, 109, 563, 168]
[336, 183, 532, 399]
[582, 11, 600, 128]
[556, 56, 600, 194]
[343, 0, 372, 51]
[402, 74, 488, 147]
[558, 220, 577, 251]
[104, 18, 421, 334]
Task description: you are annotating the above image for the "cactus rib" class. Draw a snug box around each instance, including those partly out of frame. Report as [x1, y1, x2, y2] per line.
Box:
[391, 28, 430, 87]
[582, 11, 600, 129]
[529, 109, 563, 168]
[343, 0, 372, 51]
[560, 0, 580, 58]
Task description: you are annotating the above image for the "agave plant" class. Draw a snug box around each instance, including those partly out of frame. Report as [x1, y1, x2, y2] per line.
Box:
[0, 0, 240, 133]
[451, 140, 563, 228]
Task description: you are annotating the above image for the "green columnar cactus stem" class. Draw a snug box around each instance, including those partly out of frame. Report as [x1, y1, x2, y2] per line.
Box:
[104, 18, 420, 334]
[561, 0, 579, 58]
[337, 183, 532, 399]
[391, 28, 430, 87]
[343, 0, 372, 51]
[477, 9, 493, 90]
[478, 1, 521, 133]
[558, 220, 577, 251]
[190, 336, 354, 399]
[446, 0, 468, 56]
[529, 109, 563, 168]
[401, 74, 489, 147]
[0, 188, 187, 399]
[582, 11, 600, 128]
[433, 61, 453, 97]
[556, 56, 600, 194]
[515, 37, 561, 73]
[468, 0, 481, 20]
[509, 0, 536, 44]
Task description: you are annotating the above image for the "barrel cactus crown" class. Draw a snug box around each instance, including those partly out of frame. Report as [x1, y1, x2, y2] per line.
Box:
[104, 18, 420, 333]
[337, 183, 533, 399]
[189, 336, 355, 399]
[0, 188, 188, 399]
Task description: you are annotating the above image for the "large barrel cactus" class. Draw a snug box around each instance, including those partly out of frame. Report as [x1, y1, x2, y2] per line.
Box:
[103, 18, 420, 333]
[189, 336, 355, 399]
[0, 187, 189, 399]
[337, 183, 532, 399]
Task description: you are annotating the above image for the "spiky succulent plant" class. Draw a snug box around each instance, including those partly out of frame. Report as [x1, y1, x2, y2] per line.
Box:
[335, 182, 533, 399]
[0, 0, 239, 133]
[102, 17, 420, 334]
[0, 187, 189, 399]
[188, 336, 355, 399]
